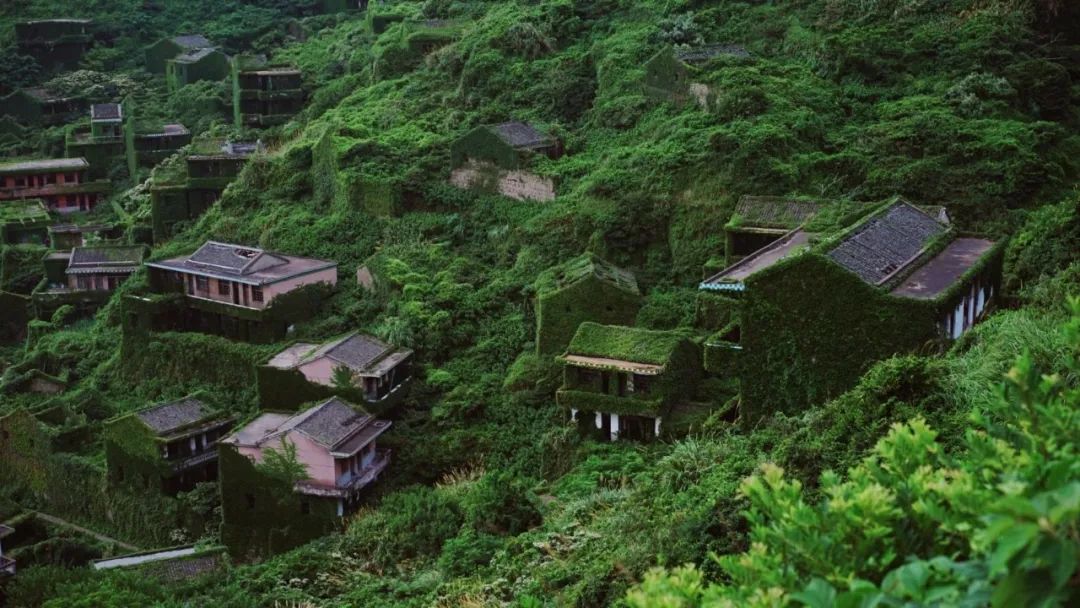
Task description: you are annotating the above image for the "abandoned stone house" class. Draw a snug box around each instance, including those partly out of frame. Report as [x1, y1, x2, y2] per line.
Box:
[451, 121, 562, 171]
[146, 240, 338, 310]
[232, 56, 305, 128]
[557, 322, 703, 441]
[265, 332, 414, 405]
[449, 121, 562, 201]
[90, 103, 123, 138]
[145, 34, 214, 73]
[64, 104, 127, 179]
[0, 88, 85, 126]
[60, 245, 146, 292]
[167, 47, 230, 92]
[724, 195, 822, 262]
[135, 241, 338, 343]
[46, 222, 119, 250]
[15, 19, 93, 69]
[33, 244, 146, 319]
[0, 158, 109, 213]
[127, 123, 192, 174]
[0, 199, 50, 245]
[219, 397, 391, 555]
[699, 198, 1004, 417]
[642, 44, 752, 103]
[105, 397, 236, 496]
[148, 138, 255, 241]
[534, 253, 641, 356]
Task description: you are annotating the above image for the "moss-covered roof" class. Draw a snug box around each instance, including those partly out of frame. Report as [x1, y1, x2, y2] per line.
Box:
[0, 199, 50, 224]
[536, 253, 639, 296]
[565, 322, 686, 366]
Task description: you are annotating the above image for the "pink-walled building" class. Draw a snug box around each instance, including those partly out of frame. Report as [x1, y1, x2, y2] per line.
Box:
[0, 158, 110, 213]
[220, 397, 391, 517]
[145, 240, 338, 310]
[266, 332, 413, 405]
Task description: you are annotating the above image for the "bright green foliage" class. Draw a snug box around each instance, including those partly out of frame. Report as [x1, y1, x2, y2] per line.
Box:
[1, 0, 1079, 604]
[534, 253, 642, 356]
[565, 322, 689, 366]
[625, 301, 1080, 607]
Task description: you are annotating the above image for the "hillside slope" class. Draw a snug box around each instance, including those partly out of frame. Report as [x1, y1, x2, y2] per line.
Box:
[1, 0, 1078, 606]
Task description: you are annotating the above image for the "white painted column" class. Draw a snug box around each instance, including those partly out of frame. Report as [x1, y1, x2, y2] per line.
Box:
[610, 413, 620, 441]
[595, 412, 603, 429]
[570, 409, 578, 422]
[976, 281, 986, 317]
[952, 302, 964, 339]
[654, 417, 662, 437]
[337, 500, 344, 517]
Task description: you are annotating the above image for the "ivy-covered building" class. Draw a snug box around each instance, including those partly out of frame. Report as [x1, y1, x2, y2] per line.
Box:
[149, 139, 258, 241]
[47, 222, 120, 250]
[557, 323, 703, 441]
[105, 397, 236, 496]
[219, 397, 392, 558]
[32, 244, 146, 318]
[724, 196, 822, 262]
[125, 123, 192, 176]
[145, 34, 214, 74]
[0, 88, 85, 126]
[14, 19, 93, 70]
[700, 199, 1004, 419]
[232, 56, 305, 128]
[450, 121, 562, 171]
[534, 253, 641, 356]
[64, 104, 127, 179]
[136, 241, 338, 343]
[642, 44, 752, 102]
[0, 200, 50, 245]
[166, 47, 230, 92]
[261, 332, 414, 411]
[0, 158, 110, 214]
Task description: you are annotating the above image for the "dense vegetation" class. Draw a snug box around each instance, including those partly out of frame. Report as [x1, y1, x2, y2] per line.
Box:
[1, 0, 1078, 606]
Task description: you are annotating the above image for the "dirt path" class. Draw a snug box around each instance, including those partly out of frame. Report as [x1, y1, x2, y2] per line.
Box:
[32, 511, 140, 552]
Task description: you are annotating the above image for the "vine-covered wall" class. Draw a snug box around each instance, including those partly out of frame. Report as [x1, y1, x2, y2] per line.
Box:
[103, 414, 169, 492]
[449, 126, 520, 170]
[219, 445, 340, 560]
[536, 275, 642, 356]
[738, 253, 941, 421]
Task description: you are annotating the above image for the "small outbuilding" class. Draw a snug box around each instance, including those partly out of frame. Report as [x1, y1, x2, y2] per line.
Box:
[145, 34, 214, 74]
[105, 396, 236, 495]
[557, 323, 703, 441]
[534, 253, 641, 356]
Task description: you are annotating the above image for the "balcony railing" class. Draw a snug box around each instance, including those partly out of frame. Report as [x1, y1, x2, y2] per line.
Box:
[0, 555, 16, 576]
[294, 450, 391, 499]
[168, 449, 218, 474]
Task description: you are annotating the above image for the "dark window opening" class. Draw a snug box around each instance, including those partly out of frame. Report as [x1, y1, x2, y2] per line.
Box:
[300, 501, 310, 515]
[246, 494, 256, 509]
[251, 286, 264, 302]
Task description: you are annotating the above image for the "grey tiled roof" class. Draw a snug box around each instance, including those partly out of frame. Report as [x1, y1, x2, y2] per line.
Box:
[136, 397, 211, 435]
[731, 196, 820, 230]
[493, 121, 554, 150]
[90, 103, 122, 121]
[69, 245, 144, 268]
[146, 241, 337, 286]
[172, 34, 212, 49]
[0, 158, 88, 174]
[827, 202, 946, 285]
[676, 44, 752, 63]
[289, 397, 372, 449]
[175, 47, 217, 63]
[184, 241, 291, 274]
[322, 333, 393, 371]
